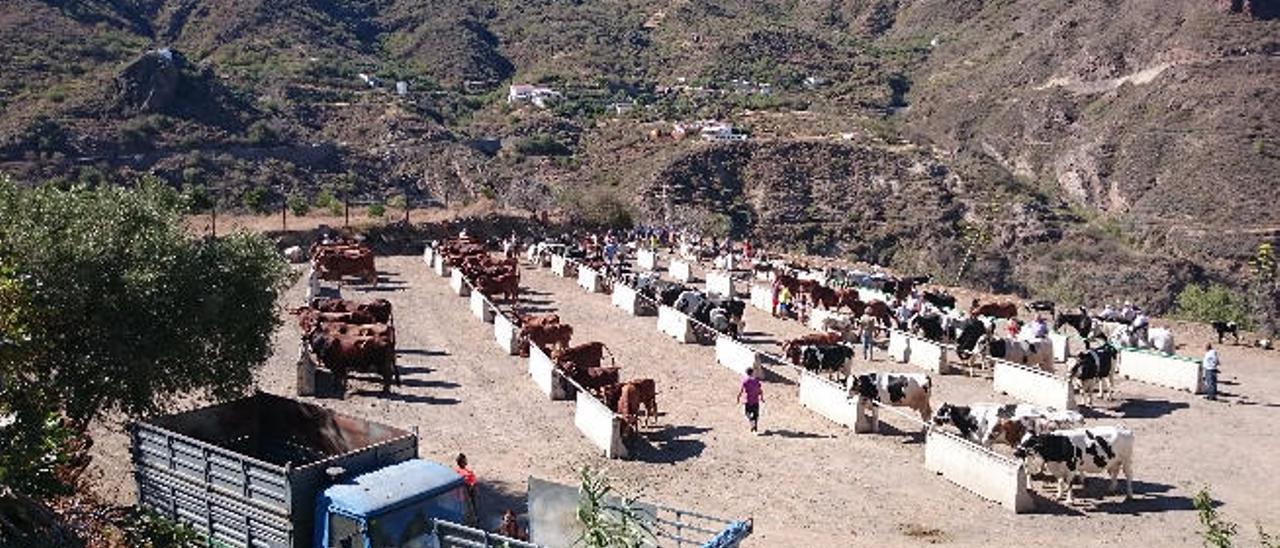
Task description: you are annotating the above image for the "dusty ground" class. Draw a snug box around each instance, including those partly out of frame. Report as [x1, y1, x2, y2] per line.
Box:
[87, 252, 1280, 547]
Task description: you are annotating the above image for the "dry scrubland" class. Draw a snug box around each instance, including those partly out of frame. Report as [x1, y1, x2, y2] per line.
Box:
[88, 254, 1279, 546]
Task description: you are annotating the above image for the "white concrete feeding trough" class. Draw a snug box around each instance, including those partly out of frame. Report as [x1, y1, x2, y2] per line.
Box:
[1050, 332, 1070, 363]
[493, 312, 519, 355]
[657, 305, 697, 343]
[433, 255, 448, 277]
[924, 429, 1035, 513]
[749, 284, 773, 312]
[611, 283, 652, 316]
[449, 269, 469, 296]
[1118, 348, 1204, 393]
[422, 245, 434, 265]
[529, 344, 570, 400]
[470, 290, 495, 323]
[577, 266, 604, 293]
[574, 390, 629, 460]
[705, 270, 734, 299]
[798, 371, 876, 433]
[715, 336, 764, 378]
[637, 249, 658, 271]
[550, 255, 570, 277]
[992, 359, 1076, 410]
[669, 259, 692, 283]
[887, 330, 953, 374]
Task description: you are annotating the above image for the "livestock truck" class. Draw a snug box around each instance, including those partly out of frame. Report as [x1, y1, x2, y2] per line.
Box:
[130, 392, 536, 548]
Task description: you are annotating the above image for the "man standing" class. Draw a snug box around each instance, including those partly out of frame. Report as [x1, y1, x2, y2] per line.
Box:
[454, 453, 479, 526]
[1203, 343, 1220, 401]
[737, 372, 764, 433]
[859, 313, 878, 361]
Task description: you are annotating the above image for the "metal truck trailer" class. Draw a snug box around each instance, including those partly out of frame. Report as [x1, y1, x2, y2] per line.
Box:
[130, 392, 417, 547]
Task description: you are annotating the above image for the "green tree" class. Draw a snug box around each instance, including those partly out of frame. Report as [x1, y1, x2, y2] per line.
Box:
[242, 185, 270, 213]
[0, 175, 293, 424]
[287, 195, 310, 216]
[1173, 284, 1251, 328]
[1250, 243, 1278, 336]
[367, 202, 386, 218]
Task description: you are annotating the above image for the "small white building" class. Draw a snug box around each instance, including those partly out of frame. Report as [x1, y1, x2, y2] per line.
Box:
[607, 101, 635, 115]
[508, 84, 562, 108]
[699, 121, 746, 142]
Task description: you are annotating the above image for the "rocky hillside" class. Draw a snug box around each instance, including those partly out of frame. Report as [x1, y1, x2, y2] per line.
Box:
[0, 0, 1276, 319]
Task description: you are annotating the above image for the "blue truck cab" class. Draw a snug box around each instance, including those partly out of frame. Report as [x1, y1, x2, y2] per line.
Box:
[317, 459, 467, 548]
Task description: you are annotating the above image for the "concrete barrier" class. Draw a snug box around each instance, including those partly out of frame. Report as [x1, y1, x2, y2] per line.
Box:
[992, 359, 1076, 410]
[423, 246, 434, 265]
[657, 305, 697, 343]
[494, 313, 519, 355]
[798, 372, 875, 433]
[577, 266, 604, 293]
[924, 429, 1035, 513]
[669, 259, 692, 283]
[470, 291, 495, 323]
[749, 284, 773, 313]
[887, 330, 953, 374]
[449, 270, 470, 296]
[1118, 348, 1204, 393]
[705, 271, 734, 299]
[611, 284, 653, 316]
[574, 391, 629, 459]
[551, 255, 570, 277]
[715, 336, 763, 378]
[529, 344, 570, 400]
[432, 255, 448, 276]
[637, 249, 658, 271]
[1050, 332, 1070, 363]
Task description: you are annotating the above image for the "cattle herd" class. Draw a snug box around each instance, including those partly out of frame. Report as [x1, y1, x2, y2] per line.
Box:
[293, 228, 1218, 514]
[439, 236, 660, 434]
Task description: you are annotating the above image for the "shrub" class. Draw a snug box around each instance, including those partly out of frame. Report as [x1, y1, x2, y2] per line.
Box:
[287, 195, 309, 216]
[1173, 284, 1251, 328]
[181, 184, 213, 212]
[386, 194, 407, 212]
[367, 203, 386, 218]
[241, 186, 270, 214]
[514, 135, 571, 156]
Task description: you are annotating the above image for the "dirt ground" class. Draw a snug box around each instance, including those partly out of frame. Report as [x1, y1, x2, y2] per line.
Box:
[86, 252, 1280, 547]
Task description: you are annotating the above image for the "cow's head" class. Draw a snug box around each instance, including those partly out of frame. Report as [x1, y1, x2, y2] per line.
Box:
[932, 403, 962, 426]
[1013, 433, 1042, 459]
[308, 332, 332, 355]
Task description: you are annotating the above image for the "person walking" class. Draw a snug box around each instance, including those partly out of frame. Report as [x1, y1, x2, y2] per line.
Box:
[1203, 343, 1220, 401]
[454, 453, 479, 526]
[859, 313, 877, 361]
[737, 372, 764, 433]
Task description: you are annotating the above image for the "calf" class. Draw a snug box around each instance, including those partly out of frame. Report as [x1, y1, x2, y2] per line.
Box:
[1015, 426, 1135, 502]
[1070, 343, 1119, 404]
[846, 372, 933, 426]
[617, 379, 658, 429]
[1211, 321, 1240, 344]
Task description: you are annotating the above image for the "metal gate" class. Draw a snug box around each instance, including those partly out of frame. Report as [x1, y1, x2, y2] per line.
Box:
[430, 519, 543, 548]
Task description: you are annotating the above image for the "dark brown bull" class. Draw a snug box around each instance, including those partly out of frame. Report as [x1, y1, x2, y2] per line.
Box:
[973, 301, 1019, 319]
[308, 331, 399, 397]
[552, 342, 613, 371]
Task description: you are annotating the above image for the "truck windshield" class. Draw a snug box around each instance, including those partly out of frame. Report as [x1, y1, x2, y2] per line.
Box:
[368, 487, 466, 548]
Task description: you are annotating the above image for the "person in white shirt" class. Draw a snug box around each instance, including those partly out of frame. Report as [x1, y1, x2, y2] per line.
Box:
[1203, 343, 1220, 401]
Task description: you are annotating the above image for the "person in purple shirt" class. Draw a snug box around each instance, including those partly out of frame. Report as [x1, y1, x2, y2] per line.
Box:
[737, 373, 764, 432]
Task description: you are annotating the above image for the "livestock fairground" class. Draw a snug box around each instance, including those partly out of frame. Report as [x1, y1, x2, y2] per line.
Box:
[0, 206, 1263, 547]
[3, 5, 1279, 546]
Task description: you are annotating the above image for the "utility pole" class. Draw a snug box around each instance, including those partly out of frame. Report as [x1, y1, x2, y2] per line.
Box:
[281, 183, 287, 232]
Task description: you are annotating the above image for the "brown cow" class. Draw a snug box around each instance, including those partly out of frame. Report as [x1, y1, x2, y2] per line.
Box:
[973, 301, 1019, 319]
[518, 314, 560, 328]
[520, 323, 573, 357]
[310, 298, 394, 323]
[835, 289, 865, 316]
[314, 247, 377, 284]
[809, 285, 839, 309]
[552, 342, 612, 371]
[863, 299, 894, 327]
[617, 379, 658, 428]
[292, 309, 379, 333]
[475, 273, 520, 303]
[781, 332, 842, 365]
[308, 331, 399, 397]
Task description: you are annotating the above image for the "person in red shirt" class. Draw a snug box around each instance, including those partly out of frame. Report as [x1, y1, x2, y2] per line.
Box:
[454, 453, 479, 526]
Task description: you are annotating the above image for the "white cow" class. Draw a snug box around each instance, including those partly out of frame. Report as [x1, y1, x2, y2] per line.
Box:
[1015, 425, 1135, 502]
[1111, 326, 1175, 354]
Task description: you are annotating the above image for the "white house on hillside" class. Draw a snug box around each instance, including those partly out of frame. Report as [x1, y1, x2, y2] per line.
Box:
[508, 84, 562, 108]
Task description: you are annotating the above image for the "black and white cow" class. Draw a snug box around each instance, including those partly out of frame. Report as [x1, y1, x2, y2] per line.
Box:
[1211, 321, 1240, 344]
[1054, 306, 1093, 338]
[932, 402, 1043, 447]
[800, 344, 854, 379]
[1015, 425, 1135, 502]
[846, 372, 933, 426]
[1070, 342, 1119, 404]
[978, 335, 1054, 372]
[909, 314, 947, 343]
